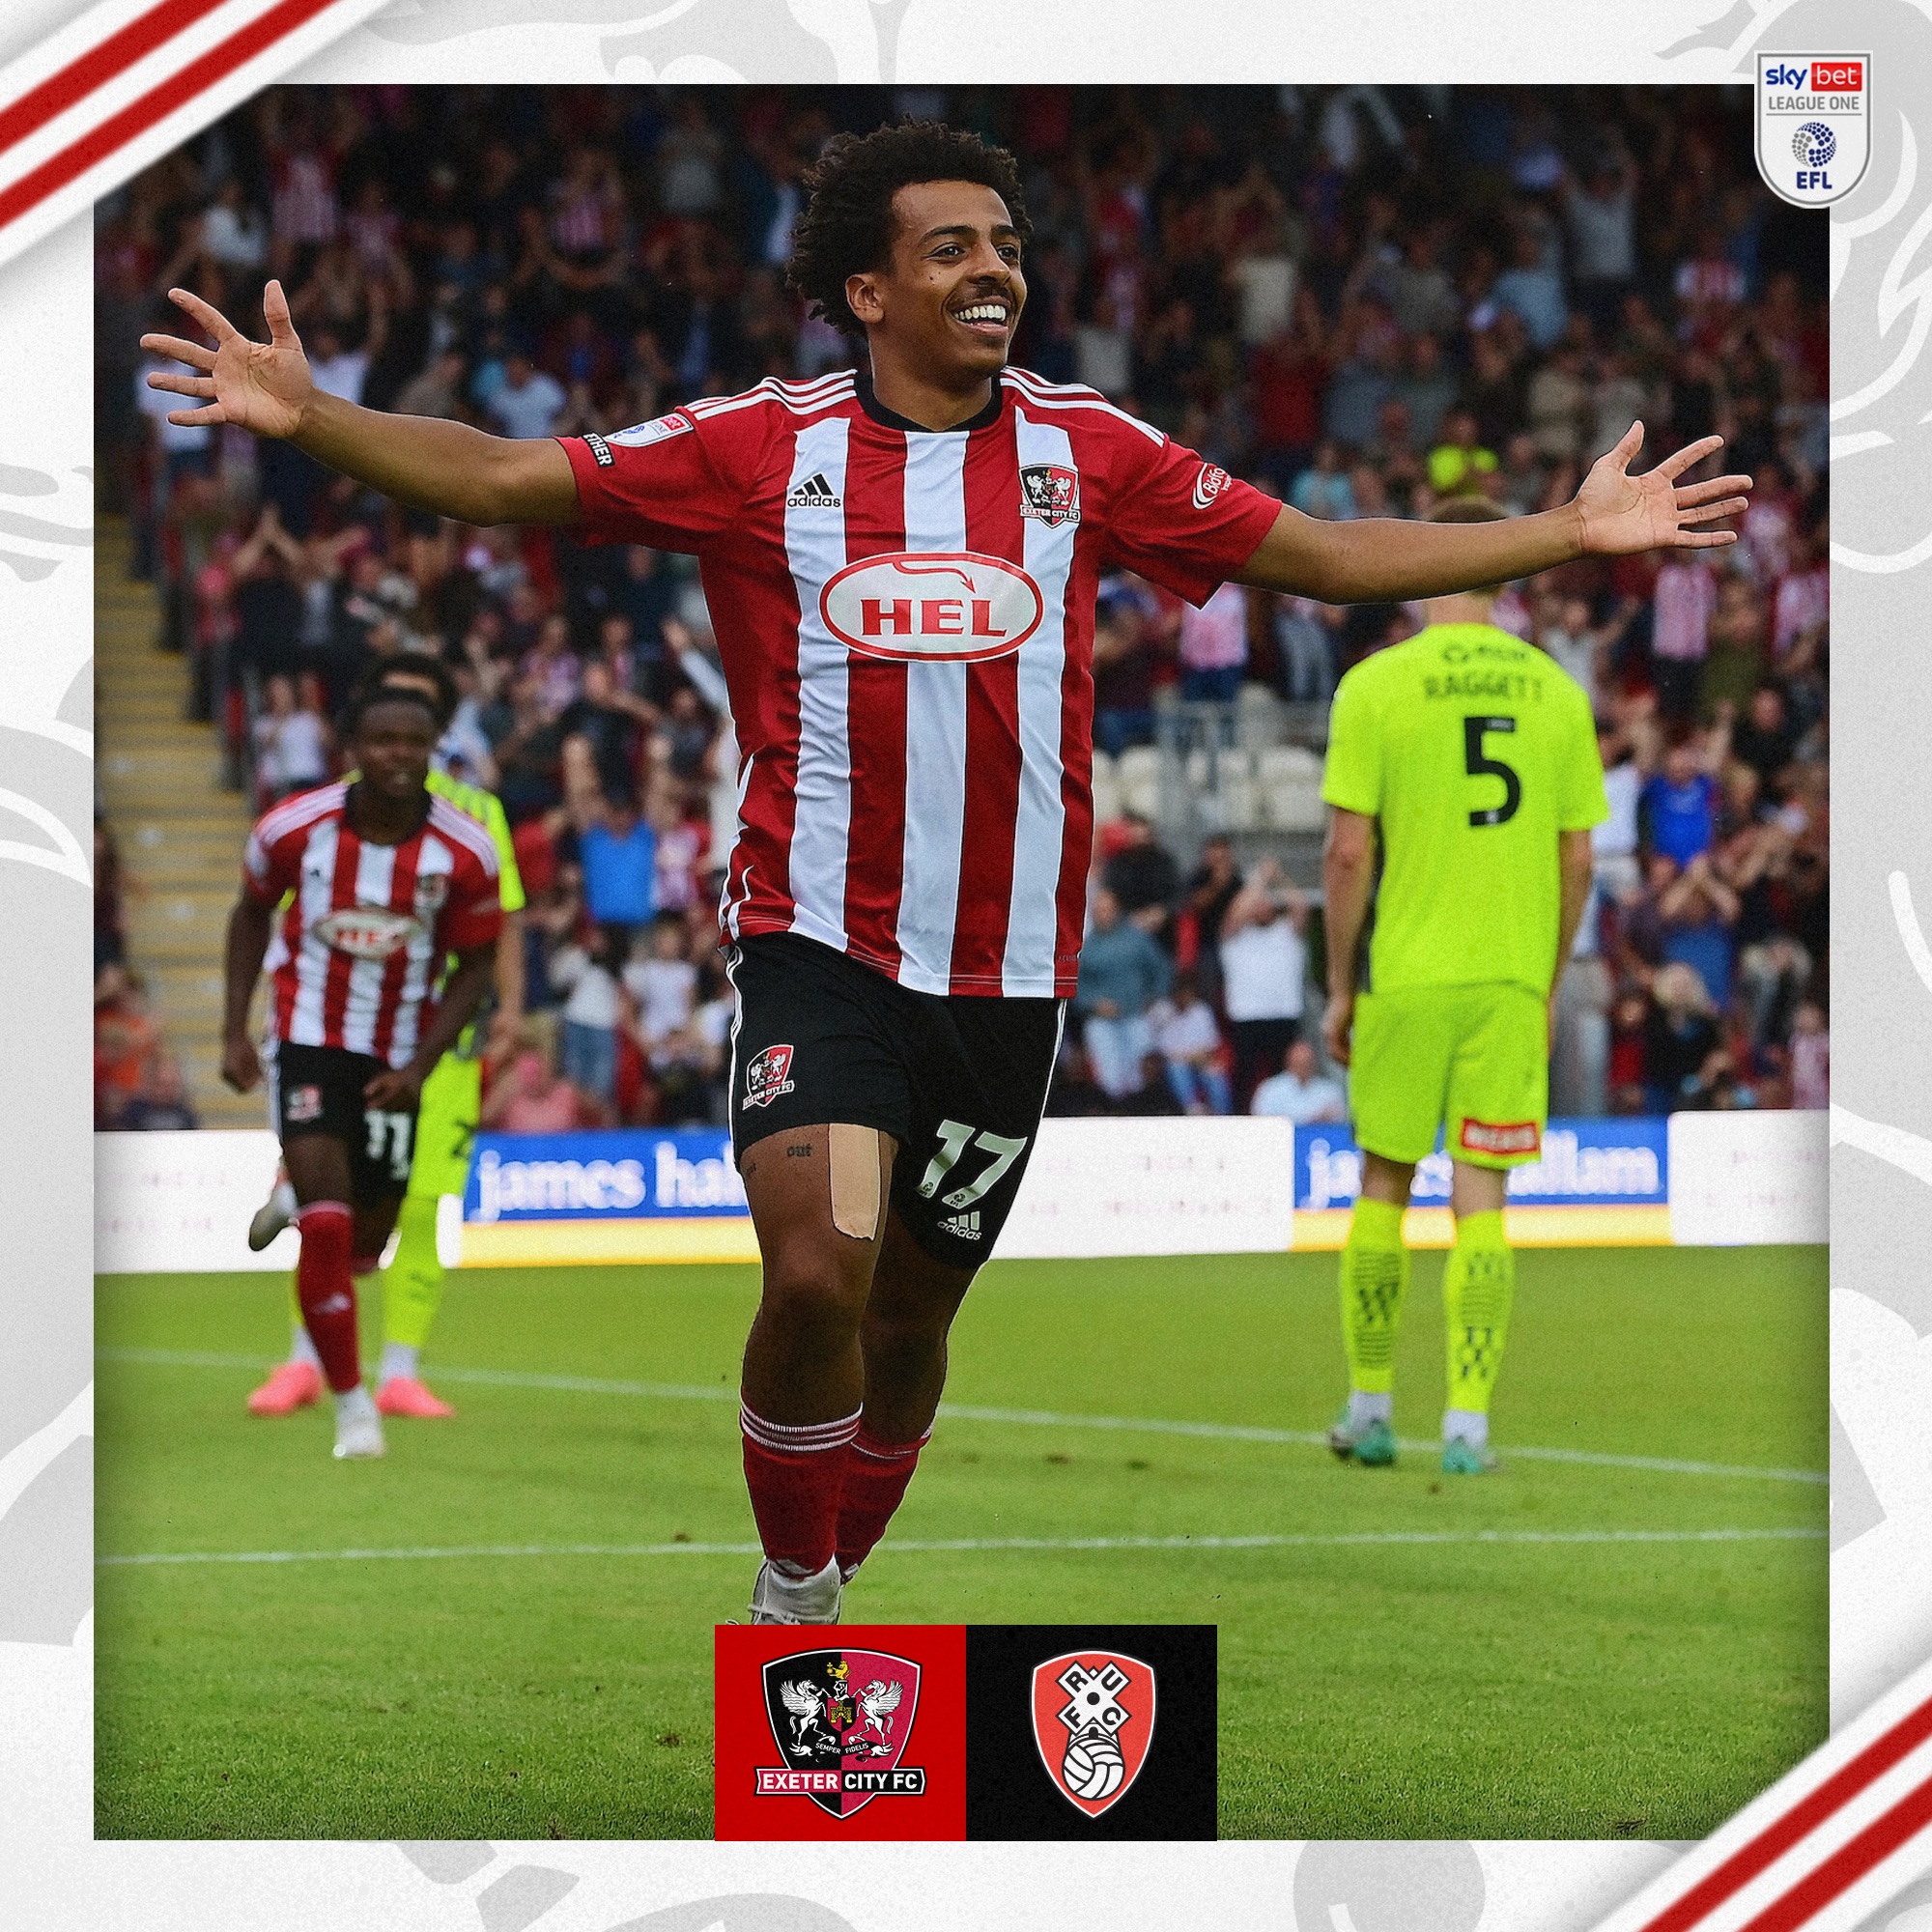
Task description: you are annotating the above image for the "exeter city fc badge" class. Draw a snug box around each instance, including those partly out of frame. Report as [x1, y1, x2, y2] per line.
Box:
[1031, 1652, 1157, 1818]
[1018, 463, 1081, 527]
[1756, 53, 1869, 208]
[757, 1649, 926, 1817]
[742, 1042, 795, 1110]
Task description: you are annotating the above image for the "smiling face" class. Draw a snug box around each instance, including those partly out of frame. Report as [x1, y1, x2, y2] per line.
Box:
[846, 179, 1026, 391]
[354, 697, 437, 802]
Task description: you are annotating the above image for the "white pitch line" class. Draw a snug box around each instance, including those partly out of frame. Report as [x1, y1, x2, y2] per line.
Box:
[96, 1349, 1828, 1486]
[97, 1526, 1827, 1569]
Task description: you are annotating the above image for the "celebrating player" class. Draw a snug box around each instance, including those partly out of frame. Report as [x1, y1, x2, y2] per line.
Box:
[147, 120, 1746, 1611]
[244, 659, 526, 1423]
[1320, 499, 1609, 1474]
[220, 684, 504, 1459]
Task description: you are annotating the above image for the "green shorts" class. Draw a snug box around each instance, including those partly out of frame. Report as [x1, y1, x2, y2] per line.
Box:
[1349, 982, 1548, 1170]
[407, 1052, 482, 1202]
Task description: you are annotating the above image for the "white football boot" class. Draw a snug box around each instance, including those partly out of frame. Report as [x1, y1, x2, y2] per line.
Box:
[748, 1555, 843, 1624]
[247, 1172, 298, 1252]
[331, 1384, 386, 1460]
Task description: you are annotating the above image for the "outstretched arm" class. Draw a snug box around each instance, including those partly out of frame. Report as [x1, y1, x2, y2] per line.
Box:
[1235, 424, 1749, 603]
[142, 280, 579, 527]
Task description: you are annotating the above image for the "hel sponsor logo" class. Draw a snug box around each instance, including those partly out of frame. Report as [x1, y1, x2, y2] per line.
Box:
[284, 1084, 324, 1124]
[786, 471, 841, 510]
[1459, 1117, 1541, 1157]
[582, 432, 614, 469]
[760, 1649, 924, 1818]
[1031, 1652, 1157, 1818]
[608, 412, 694, 448]
[1018, 463, 1082, 527]
[1191, 464, 1231, 510]
[313, 906, 424, 960]
[820, 552, 1044, 665]
[743, 1042, 797, 1111]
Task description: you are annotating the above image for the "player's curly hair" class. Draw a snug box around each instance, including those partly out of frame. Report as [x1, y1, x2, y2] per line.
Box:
[343, 672, 442, 740]
[786, 120, 1033, 340]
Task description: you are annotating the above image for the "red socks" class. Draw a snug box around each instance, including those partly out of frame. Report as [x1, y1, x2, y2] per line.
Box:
[293, 1201, 360, 1394]
[837, 1426, 931, 1581]
[739, 1404, 860, 1577]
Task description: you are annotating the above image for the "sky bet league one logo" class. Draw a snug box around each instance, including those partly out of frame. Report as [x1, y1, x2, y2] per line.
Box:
[1756, 54, 1869, 208]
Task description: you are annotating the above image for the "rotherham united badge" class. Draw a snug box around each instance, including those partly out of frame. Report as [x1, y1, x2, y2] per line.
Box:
[1031, 1651, 1157, 1818]
[757, 1649, 926, 1818]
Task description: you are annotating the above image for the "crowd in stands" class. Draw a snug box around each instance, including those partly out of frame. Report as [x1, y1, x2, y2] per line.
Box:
[96, 83, 1827, 1129]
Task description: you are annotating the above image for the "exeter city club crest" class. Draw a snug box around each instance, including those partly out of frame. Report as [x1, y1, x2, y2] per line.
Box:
[1018, 463, 1081, 527]
[1030, 1651, 1157, 1818]
[758, 1649, 926, 1818]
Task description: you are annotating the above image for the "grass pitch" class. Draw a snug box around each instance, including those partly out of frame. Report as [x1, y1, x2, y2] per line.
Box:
[95, 1244, 1826, 1840]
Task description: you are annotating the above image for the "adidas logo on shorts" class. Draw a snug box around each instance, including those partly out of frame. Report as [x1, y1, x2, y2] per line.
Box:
[785, 471, 841, 509]
[940, 1209, 981, 1241]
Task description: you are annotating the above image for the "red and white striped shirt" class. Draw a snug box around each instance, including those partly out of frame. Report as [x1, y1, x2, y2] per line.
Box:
[242, 783, 503, 1067]
[559, 368, 1279, 997]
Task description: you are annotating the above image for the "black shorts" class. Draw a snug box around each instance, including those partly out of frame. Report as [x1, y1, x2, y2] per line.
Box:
[270, 1040, 420, 1210]
[725, 933, 1064, 1269]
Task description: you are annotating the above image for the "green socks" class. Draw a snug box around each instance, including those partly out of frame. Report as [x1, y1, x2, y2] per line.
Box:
[1442, 1209, 1515, 1416]
[1340, 1196, 1410, 1397]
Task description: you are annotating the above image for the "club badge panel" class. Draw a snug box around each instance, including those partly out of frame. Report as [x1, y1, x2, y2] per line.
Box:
[715, 1625, 967, 1841]
[716, 1624, 1214, 1840]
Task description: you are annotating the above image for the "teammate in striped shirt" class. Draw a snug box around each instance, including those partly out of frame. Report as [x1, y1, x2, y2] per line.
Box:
[244, 658, 527, 1424]
[151, 120, 1749, 1612]
[221, 684, 503, 1460]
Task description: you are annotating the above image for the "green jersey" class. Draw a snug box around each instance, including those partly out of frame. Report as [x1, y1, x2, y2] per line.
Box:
[426, 768, 526, 915]
[1321, 623, 1607, 997]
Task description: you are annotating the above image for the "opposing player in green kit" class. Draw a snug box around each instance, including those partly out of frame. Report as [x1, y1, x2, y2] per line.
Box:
[246, 660, 526, 1420]
[1320, 499, 1608, 1474]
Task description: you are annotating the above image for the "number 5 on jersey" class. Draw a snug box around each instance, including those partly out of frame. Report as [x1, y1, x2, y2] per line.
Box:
[1463, 715, 1520, 827]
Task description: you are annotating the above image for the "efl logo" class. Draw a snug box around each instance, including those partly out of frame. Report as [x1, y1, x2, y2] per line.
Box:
[607, 412, 693, 448]
[742, 1042, 795, 1110]
[1459, 1117, 1541, 1158]
[1756, 50, 1870, 207]
[820, 552, 1044, 665]
[1030, 1652, 1157, 1819]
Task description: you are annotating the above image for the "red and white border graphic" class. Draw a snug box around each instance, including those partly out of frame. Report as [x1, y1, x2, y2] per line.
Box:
[0, 0, 394, 272]
[1587, 1650, 1932, 1932]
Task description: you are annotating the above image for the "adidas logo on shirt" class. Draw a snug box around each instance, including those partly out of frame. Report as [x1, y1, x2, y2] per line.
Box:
[785, 471, 842, 509]
[940, 1210, 981, 1241]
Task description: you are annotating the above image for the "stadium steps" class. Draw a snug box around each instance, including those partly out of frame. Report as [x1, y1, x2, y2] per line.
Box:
[97, 518, 264, 1128]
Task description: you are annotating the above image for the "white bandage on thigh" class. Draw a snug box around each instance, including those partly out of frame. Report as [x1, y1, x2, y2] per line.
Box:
[828, 1123, 882, 1241]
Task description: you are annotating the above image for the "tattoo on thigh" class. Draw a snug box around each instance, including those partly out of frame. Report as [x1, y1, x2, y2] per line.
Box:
[786, 1142, 813, 1157]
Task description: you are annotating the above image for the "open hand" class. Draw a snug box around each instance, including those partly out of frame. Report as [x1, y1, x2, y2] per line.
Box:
[141, 280, 313, 441]
[1575, 423, 1750, 557]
